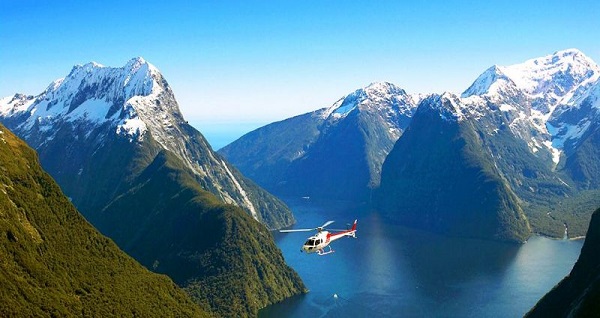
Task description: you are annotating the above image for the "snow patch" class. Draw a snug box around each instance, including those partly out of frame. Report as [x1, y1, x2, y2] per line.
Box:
[0, 95, 36, 117]
[543, 140, 562, 165]
[528, 137, 542, 153]
[499, 49, 600, 103]
[65, 98, 110, 123]
[116, 117, 147, 140]
[557, 177, 570, 187]
[548, 120, 591, 149]
[332, 101, 357, 117]
[322, 82, 416, 121]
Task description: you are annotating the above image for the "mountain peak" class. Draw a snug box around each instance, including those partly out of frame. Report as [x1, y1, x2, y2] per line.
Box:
[82, 61, 105, 69]
[551, 48, 589, 62]
[123, 56, 160, 76]
[126, 56, 147, 66]
[419, 92, 466, 122]
[463, 49, 600, 103]
[501, 49, 599, 96]
[0, 57, 177, 143]
[462, 65, 515, 97]
[323, 81, 413, 119]
[363, 81, 407, 95]
[67, 61, 105, 77]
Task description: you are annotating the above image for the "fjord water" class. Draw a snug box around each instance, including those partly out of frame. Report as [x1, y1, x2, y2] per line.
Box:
[259, 199, 584, 317]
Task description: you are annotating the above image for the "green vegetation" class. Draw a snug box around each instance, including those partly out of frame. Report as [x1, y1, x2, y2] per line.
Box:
[377, 94, 600, 241]
[525, 189, 600, 238]
[3, 115, 305, 316]
[474, 113, 600, 239]
[284, 111, 372, 201]
[96, 150, 306, 317]
[0, 125, 207, 317]
[377, 100, 531, 243]
[526, 207, 600, 317]
[219, 112, 323, 197]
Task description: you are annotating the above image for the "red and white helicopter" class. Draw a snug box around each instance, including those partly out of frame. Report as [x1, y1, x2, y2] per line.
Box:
[280, 220, 357, 255]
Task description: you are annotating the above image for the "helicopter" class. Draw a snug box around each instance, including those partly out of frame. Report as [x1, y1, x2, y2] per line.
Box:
[279, 220, 357, 255]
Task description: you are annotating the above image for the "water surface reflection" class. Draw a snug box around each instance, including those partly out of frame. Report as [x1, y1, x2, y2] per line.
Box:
[261, 199, 582, 317]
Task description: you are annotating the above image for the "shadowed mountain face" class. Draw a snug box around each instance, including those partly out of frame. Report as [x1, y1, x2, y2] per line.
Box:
[526, 207, 600, 317]
[377, 94, 532, 243]
[460, 49, 600, 195]
[96, 150, 306, 317]
[458, 49, 600, 238]
[0, 59, 305, 317]
[377, 49, 600, 241]
[0, 124, 208, 317]
[220, 82, 420, 202]
[223, 49, 600, 241]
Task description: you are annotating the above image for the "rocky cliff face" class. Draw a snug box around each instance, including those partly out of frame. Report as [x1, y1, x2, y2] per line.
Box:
[0, 57, 292, 229]
[461, 49, 600, 237]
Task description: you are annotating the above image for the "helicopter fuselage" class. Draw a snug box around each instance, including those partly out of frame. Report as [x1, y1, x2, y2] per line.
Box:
[301, 221, 357, 255]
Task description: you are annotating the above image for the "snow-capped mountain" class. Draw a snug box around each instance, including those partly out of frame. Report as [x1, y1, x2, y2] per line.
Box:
[0, 58, 173, 143]
[0, 58, 306, 316]
[463, 49, 599, 105]
[0, 58, 293, 229]
[219, 82, 421, 201]
[322, 81, 420, 128]
[377, 49, 600, 239]
[548, 79, 600, 155]
[462, 49, 600, 164]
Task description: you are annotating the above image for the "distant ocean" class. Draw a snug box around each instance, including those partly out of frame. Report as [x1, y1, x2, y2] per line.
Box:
[190, 121, 269, 150]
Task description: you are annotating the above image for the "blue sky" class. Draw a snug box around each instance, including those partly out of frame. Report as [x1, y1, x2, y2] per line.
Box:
[2, 0, 600, 129]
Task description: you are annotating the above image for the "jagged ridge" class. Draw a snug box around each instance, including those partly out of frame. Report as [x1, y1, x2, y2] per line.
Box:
[0, 59, 306, 316]
[220, 81, 421, 201]
[0, 57, 292, 229]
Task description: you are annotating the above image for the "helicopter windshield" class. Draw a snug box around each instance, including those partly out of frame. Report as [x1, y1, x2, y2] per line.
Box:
[304, 238, 322, 246]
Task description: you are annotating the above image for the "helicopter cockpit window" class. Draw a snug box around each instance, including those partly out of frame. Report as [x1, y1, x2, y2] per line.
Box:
[305, 239, 315, 246]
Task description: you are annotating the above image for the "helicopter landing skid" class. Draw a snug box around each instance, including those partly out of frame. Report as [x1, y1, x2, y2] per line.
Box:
[317, 246, 334, 256]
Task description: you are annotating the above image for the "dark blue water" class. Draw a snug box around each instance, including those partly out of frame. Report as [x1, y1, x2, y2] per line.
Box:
[260, 199, 584, 317]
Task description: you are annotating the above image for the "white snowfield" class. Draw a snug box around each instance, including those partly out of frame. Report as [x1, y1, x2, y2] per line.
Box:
[0, 57, 159, 141]
[303, 49, 600, 171]
[449, 49, 600, 166]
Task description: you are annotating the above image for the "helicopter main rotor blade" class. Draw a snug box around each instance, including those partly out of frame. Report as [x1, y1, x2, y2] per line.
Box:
[279, 228, 314, 233]
[320, 220, 334, 228]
